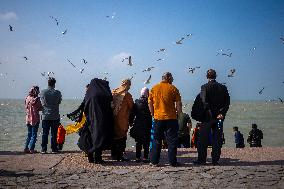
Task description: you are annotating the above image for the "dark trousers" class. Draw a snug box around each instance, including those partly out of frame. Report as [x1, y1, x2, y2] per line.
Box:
[41, 119, 60, 152]
[136, 141, 150, 159]
[111, 136, 127, 160]
[178, 135, 191, 148]
[150, 119, 178, 165]
[197, 120, 223, 163]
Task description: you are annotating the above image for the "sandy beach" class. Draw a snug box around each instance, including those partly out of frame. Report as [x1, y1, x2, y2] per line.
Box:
[1, 147, 284, 188]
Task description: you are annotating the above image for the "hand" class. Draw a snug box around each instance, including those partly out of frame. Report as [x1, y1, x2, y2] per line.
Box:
[217, 114, 224, 120]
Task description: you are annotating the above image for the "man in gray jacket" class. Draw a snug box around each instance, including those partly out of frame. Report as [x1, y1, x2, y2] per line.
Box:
[40, 77, 62, 153]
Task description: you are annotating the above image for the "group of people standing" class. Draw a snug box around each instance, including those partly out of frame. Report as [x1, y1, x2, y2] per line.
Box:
[24, 68, 236, 166]
[24, 78, 62, 154]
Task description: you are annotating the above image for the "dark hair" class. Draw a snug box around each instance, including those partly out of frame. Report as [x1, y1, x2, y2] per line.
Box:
[206, 69, 217, 79]
[162, 72, 173, 82]
[252, 123, 257, 129]
[48, 77, 56, 87]
[86, 84, 90, 88]
[233, 126, 238, 131]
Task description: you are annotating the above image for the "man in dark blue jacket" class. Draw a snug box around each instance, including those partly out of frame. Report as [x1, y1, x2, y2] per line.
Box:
[194, 69, 230, 165]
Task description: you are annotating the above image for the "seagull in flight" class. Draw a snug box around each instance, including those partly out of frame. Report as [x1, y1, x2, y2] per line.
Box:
[9, 25, 13, 31]
[175, 37, 185, 44]
[62, 29, 67, 35]
[258, 87, 265, 95]
[122, 56, 132, 66]
[127, 56, 132, 66]
[228, 69, 236, 77]
[188, 66, 200, 73]
[106, 12, 116, 19]
[122, 57, 129, 62]
[82, 59, 88, 64]
[157, 48, 166, 53]
[280, 37, 284, 43]
[23, 57, 28, 61]
[144, 75, 152, 84]
[47, 72, 54, 77]
[129, 73, 136, 80]
[142, 67, 154, 72]
[41, 72, 46, 77]
[222, 52, 232, 57]
[67, 59, 76, 68]
[156, 58, 164, 61]
[79, 68, 84, 74]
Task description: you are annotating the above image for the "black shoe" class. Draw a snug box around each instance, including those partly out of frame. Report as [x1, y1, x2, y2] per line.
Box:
[212, 161, 220, 166]
[95, 159, 106, 164]
[88, 154, 94, 163]
[170, 162, 181, 167]
[118, 157, 129, 162]
[142, 158, 150, 163]
[193, 160, 206, 165]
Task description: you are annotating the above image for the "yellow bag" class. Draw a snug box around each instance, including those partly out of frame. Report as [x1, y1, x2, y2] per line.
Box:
[65, 113, 86, 135]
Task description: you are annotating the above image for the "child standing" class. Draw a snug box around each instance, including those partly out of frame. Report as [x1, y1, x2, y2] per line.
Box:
[233, 126, 245, 148]
[24, 86, 42, 153]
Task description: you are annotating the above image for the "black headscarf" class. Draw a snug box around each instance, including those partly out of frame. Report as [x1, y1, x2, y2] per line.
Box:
[83, 78, 114, 152]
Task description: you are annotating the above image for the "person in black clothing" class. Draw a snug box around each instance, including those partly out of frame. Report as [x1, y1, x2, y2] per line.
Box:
[177, 112, 192, 148]
[130, 87, 152, 163]
[192, 69, 230, 165]
[79, 78, 114, 164]
[233, 126, 245, 148]
[247, 123, 263, 147]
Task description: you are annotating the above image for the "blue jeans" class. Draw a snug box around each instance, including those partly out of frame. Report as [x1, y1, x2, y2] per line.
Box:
[25, 123, 39, 150]
[150, 119, 179, 165]
[41, 120, 60, 152]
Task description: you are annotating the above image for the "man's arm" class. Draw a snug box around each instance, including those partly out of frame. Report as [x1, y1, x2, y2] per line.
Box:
[148, 100, 154, 117]
[176, 101, 182, 116]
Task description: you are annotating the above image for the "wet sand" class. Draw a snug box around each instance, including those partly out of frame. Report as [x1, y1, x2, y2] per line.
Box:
[1, 147, 284, 188]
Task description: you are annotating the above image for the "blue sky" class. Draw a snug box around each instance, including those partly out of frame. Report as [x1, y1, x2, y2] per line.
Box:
[0, 0, 284, 100]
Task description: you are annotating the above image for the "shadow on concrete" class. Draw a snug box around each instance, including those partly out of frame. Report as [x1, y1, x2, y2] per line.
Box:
[0, 169, 34, 177]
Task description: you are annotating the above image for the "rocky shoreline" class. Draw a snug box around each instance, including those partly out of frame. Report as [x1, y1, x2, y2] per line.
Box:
[1, 147, 284, 188]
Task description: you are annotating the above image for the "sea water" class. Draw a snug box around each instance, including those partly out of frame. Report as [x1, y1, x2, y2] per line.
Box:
[0, 99, 283, 151]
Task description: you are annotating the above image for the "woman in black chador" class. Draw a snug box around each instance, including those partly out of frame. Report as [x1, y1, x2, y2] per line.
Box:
[80, 78, 114, 163]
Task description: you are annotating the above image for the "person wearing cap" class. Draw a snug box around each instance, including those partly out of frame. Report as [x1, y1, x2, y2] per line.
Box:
[40, 77, 62, 154]
[148, 72, 182, 167]
[194, 69, 230, 165]
[111, 79, 134, 161]
[130, 87, 152, 163]
[247, 124, 263, 147]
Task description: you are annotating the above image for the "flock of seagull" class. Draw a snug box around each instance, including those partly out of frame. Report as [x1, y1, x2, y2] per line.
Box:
[1, 15, 284, 103]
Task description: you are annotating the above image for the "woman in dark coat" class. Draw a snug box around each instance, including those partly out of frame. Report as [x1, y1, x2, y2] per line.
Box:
[81, 78, 114, 163]
[130, 87, 152, 162]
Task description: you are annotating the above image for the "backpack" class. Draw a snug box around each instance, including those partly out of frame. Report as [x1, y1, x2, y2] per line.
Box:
[191, 93, 207, 122]
[57, 124, 66, 144]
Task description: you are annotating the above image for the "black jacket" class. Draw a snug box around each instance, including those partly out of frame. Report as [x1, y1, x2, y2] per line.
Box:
[130, 96, 152, 143]
[200, 80, 230, 120]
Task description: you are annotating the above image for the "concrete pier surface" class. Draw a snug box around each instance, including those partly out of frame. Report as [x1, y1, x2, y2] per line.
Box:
[1, 147, 284, 188]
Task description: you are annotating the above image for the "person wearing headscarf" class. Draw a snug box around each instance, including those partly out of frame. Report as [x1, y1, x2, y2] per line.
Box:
[111, 79, 134, 161]
[81, 78, 114, 163]
[130, 87, 152, 163]
[24, 86, 42, 153]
